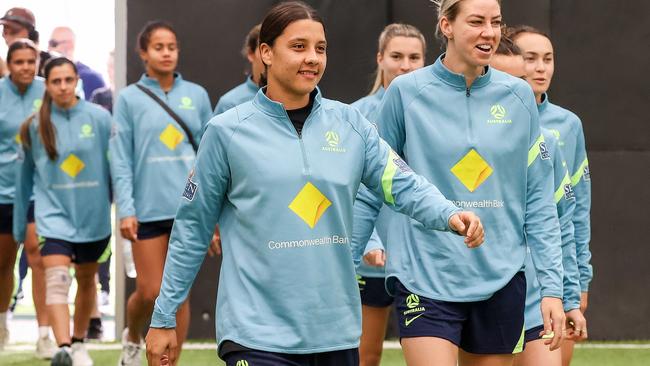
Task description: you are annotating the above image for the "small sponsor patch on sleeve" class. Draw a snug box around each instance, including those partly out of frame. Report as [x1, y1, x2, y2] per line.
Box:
[539, 141, 550, 160]
[182, 176, 198, 201]
[583, 165, 591, 181]
[393, 155, 412, 173]
[563, 183, 575, 200]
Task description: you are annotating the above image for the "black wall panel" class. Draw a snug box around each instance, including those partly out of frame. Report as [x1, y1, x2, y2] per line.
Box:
[587, 152, 650, 339]
[125, 0, 649, 340]
[549, 0, 650, 151]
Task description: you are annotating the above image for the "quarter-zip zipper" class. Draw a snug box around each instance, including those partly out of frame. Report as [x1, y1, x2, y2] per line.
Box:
[465, 86, 476, 144]
[281, 109, 313, 175]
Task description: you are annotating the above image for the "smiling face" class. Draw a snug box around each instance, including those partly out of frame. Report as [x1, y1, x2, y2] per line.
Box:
[378, 36, 425, 88]
[440, 0, 502, 73]
[514, 32, 554, 99]
[7, 47, 37, 88]
[139, 28, 178, 77]
[46, 63, 78, 108]
[260, 18, 326, 107]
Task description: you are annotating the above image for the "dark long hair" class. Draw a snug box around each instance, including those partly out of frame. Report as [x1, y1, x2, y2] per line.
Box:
[20, 57, 78, 160]
[6, 38, 38, 63]
[137, 20, 178, 52]
[258, 1, 324, 86]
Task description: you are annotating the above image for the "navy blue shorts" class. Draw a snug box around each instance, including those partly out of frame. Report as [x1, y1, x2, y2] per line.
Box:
[40, 236, 111, 264]
[0, 201, 35, 234]
[137, 219, 173, 240]
[358, 275, 393, 308]
[524, 324, 545, 344]
[395, 272, 526, 354]
[222, 347, 359, 366]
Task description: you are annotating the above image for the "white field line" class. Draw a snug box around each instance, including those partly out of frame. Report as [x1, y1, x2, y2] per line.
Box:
[4, 341, 650, 352]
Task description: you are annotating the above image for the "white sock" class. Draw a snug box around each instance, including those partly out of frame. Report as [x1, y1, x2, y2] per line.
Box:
[0, 312, 7, 329]
[39, 326, 49, 338]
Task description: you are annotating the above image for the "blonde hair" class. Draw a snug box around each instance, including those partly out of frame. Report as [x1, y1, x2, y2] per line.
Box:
[431, 0, 501, 45]
[369, 23, 426, 95]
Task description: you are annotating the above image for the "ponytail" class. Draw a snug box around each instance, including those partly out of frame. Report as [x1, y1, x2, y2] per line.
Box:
[22, 56, 78, 160]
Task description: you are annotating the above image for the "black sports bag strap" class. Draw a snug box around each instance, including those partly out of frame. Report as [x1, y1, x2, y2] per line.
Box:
[135, 84, 199, 152]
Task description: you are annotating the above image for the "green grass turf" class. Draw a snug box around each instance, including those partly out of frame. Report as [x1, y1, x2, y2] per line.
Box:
[3, 347, 650, 365]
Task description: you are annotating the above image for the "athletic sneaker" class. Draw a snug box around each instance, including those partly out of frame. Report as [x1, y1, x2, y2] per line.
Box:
[86, 318, 103, 341]
[118, 328, 142, 366]
[0, 327, 8, 350]
[71, 342, 93, 366]
[36, 335, 57, 359]
[100, 291, 110, 307]
[51, 346, 72, 366]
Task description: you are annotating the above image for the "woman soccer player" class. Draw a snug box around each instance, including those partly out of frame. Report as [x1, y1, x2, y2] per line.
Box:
[353, 1, 567, 365]
[512, 25, 592, 366]
[110, 20, 213, 366]
[351, 23, 426, 366]
[0, 39, 55, 358]
[145, 2, 483, 366]
[13, 56, 112, 366]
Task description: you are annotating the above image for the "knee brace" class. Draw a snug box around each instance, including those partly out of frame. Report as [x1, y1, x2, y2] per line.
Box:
[45, 266, 72, 305]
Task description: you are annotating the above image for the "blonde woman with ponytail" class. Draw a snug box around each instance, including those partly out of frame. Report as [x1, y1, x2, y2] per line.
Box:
[351, 23, 426, 366]
[13, 57, 113, 366]
[353, 0, 567, 364]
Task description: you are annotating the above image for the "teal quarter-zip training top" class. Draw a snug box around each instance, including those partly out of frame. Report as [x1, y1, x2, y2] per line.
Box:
[524, 127, 581, 330]
[538, 94, 592, 292]
[150, 88, 461, 354]
[0, 76, 44, 204]
[354, 55, 563, 302]
[13, 99, 112, 243]
[110, 73, 212, 222]
[212, 76, 259, 116]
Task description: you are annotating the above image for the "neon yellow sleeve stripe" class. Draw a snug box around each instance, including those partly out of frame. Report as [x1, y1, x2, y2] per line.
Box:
[381, 149, 398, 205]
[571, 158, 589, 186]
[555, 172, 572, 203]
[527, 134, 545, 167]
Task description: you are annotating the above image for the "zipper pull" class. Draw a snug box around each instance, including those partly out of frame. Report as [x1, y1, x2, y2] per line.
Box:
[466, 88, 471, 97]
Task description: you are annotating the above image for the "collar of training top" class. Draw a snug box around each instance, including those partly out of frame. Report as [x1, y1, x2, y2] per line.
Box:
[253, 86, 322, 119]
[538, 92, 550, 113]
[138, 72, 182, 91]
[51, 97, 84, 116]
[432, 53, 492, 90]
[3, 75, 37, 95]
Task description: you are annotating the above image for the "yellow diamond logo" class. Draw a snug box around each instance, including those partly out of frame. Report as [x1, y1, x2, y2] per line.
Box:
[159, 124, 185, 150]
[288, 182, 332, 228]
[450, 149, 493, 192]
[15, 134, 22, 145]
[60, 154, 85, 178]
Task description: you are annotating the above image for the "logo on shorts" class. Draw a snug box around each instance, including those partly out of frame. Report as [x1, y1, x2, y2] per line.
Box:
[322, 130, 346, 153]
[236, 361, 249, 366]
[179, 96, 195, 110]
[406, 294, 420, 309]
[487, 104, 512, 124]
[182, 170, 198, 201]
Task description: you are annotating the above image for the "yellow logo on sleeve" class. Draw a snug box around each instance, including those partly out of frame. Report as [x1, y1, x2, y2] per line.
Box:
[288, 182, 332, 228]
[159, 124, 185, 150]
[450, 149, 493, 192]
[60, 154, 85, 178]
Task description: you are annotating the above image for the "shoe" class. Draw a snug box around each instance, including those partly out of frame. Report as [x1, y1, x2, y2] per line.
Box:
[117, 328, 142, 366]
[50, 346, 73, 366]
[71, 342, 93, 366]
[86, 318, 103, 341]
[0, 327, 8, 350]
[100, 291, 110, 307]
[36, 335, 57, 359]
